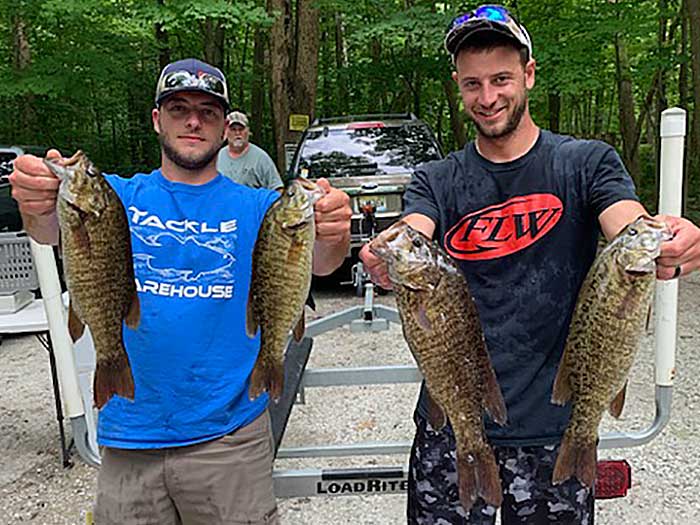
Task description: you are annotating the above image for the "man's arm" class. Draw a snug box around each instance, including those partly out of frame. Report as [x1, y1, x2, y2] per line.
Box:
[312, 178, 352, 276]
[8, 150, 62, 245]
[359, 213, 436, 289]
[598, 199, 648, 241]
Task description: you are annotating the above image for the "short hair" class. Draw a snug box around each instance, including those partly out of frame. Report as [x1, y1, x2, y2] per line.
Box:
[454, 32, 529, 68]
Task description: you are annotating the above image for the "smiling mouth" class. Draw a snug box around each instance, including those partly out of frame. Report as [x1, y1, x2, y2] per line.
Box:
[477, 107, 506, 119]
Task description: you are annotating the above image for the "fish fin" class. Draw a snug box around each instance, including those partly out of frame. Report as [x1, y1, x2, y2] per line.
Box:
[124, 291, 140, 329]
[551, 355, 572, 406]
[306, 292, 316, 311]
[71, 220, 91, 255]
[416, 302, 432, 331]
[292, 311, 305, 342]
[552, 432, 597, 487]
[93, 342, 135, 409]
[480, 352, 507, 426]
[456, 446, 503, 511]
[246, 283, 259, 339]
[644, 303, 652, 333]
[614, 286, 638, 319]
[67, 303, 85, 342]
[424, 389, 446, 430]
[249, 351, 284, 402]
[609, 382, 627, 418]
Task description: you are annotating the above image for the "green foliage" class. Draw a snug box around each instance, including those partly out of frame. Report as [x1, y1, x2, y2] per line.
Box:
[0, 0, 697, 215]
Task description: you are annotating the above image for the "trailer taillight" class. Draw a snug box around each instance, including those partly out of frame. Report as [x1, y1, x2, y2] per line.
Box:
[595, 460, 631, 499]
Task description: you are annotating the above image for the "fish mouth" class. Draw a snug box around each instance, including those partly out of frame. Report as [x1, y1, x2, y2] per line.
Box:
[368, 223, 403, 260]
[624, 256, 655, 275]
[43, 150, 84, 182]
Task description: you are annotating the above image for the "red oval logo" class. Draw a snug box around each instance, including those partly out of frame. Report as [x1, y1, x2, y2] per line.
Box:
[444, 193, 564, 261]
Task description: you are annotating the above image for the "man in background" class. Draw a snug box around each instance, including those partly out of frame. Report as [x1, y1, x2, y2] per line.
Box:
[217, 110, 284, 190]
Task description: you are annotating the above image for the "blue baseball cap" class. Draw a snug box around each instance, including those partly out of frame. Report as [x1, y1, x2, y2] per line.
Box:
[155, 58, 230, 110]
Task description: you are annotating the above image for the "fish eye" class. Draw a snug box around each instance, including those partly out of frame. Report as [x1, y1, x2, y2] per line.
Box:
[412, 238, 422, 248]
[627, 227, 638, 236]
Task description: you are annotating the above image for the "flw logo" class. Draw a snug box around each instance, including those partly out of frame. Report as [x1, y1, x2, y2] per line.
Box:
[444, 194, 563, 261]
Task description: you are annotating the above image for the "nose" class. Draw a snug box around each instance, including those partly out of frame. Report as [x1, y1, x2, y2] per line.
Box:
[184, 110, 203, 130]
[478, 83, 499, 108]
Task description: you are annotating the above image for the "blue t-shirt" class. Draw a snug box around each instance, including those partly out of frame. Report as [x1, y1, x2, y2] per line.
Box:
[97, 169, 279, 449]
[404, 131, 639, 447]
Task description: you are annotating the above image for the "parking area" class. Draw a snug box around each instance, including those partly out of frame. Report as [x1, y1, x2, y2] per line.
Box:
[1, 275, 700, 524]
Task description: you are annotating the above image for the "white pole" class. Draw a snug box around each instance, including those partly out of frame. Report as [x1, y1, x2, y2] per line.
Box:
[28, 240, 85, 418]
[655, 107, 686, 386]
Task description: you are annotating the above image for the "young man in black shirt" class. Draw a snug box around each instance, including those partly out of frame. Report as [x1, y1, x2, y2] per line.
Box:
[360, 5, 700, 524]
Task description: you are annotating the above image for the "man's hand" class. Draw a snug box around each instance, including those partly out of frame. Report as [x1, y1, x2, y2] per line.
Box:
[358, 213, 436, 290]
[359, 242, 392, 290]
[9, 149, 63, 245]
[655, 214, 700, 280]
[312, 178, 351, 276]
[10, 149, 62, 216]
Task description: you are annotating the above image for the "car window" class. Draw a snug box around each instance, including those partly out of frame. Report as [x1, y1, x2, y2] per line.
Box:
[297, 124, 441, 178]
[0, 152, 22, 232]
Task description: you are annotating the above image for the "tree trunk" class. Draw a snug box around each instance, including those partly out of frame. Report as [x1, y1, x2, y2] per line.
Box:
[11, 13, 36, 143]
[443, 78, 466, 150]
[251, 25, 266, 144]
[237, 26, 251, 106]
[548, 92, 560, 133]
[687, 0, 700, 177]
[615, 34, 642, 185]
[203, 18, 225, 69]
[155, 0, 170, 71]
[268, 0, 320, 172]
[652, 0, 669, 190]
[334, 13, 349, 114]
[292, 0, 320, 120]
[269, 0, 292, 171]
[679, 0, 689, 109]
[593, 88, 605, 139]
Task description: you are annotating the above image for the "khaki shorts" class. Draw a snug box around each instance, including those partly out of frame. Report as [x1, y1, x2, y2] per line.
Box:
[94, 410, 278, 525]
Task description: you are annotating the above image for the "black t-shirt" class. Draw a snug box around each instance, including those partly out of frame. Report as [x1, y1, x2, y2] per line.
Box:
[403, 130, 639, 447]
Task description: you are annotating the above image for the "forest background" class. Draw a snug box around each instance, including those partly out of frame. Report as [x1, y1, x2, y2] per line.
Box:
[2, 0, 700, 220]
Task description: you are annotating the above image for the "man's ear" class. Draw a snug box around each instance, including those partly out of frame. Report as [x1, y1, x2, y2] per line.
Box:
[152, 108, 161, 134]
[525, 58, 536, 90]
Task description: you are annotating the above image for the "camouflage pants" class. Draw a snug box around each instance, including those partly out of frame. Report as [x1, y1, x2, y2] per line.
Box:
[407, 413, 594, 525]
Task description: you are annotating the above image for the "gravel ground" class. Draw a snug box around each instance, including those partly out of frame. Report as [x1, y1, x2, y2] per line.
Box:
[0, 273, 699, 525]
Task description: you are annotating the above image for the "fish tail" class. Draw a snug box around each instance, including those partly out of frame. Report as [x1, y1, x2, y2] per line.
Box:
[249, 351, 284, 402]
[93, 344, 135, 409]
[456, 445, 503, 511]
[552, 431, 597, 487]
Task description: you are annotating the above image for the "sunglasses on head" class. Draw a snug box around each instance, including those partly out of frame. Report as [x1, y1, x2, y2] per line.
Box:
[449, 5, 514, 29]
[446, 4, 531, 56]
[159, 70, 228, 99]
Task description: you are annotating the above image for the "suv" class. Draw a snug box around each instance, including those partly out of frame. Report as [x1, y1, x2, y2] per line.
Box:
[289, 113, 443, 256]
[0, 147, 25, 232]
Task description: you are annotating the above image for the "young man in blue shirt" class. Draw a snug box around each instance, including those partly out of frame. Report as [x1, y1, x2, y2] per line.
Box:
[11, 58, 352, 525]
[361, 5, 700, 525]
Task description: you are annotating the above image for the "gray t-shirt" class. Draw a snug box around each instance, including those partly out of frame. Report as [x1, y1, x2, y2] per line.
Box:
[216, 143, 283, 190]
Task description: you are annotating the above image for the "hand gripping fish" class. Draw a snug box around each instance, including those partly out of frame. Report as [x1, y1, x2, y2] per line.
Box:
[551, 215, 673, 486]
[44, 151, 139, 409]
[370, 220, 507, 511]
